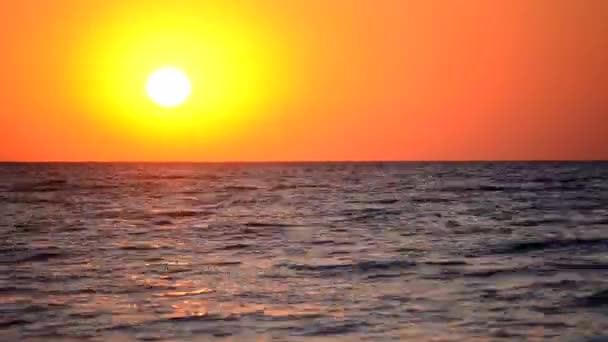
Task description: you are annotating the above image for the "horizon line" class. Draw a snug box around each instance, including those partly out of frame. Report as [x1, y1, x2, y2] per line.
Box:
[1, 159, 607, 164]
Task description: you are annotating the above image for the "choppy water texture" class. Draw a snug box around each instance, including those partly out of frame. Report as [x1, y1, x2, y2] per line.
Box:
[2, 162, 608, 341]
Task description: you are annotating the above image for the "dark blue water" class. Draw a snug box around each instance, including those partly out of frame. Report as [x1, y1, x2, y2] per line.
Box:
[1, 162, 608, 341]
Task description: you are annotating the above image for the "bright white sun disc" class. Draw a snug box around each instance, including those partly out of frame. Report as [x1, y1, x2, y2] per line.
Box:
[146, 68, 191, 107]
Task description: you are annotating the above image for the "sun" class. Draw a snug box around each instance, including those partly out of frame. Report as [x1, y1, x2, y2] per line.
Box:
[146, 67, 191, 107]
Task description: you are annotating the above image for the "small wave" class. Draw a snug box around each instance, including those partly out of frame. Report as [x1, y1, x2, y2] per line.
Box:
[511, 217, 570, 227]
[0, 286, 37, 294]
[0, 319, 30, 328]
[443, 183, 590, 193]
[8, 180, 116, 193]
[551, 262, 608, 270]
[285, 259, 416, 275]
[158, 288, 214, 297]
[59, 225, 86, 232]
[68, 311, 103, 320]
[301, 320, 369, 336]
[271, 184, 327, 191]
[342, 212, 399, 222]
[166, 313, 239, 322]
[78, 184, 119, 191]
[577, 289, 608, 307]
[411, 197, 452, 204]
[445, 220, 461, 228]
[424, 260, 468, 266]
[536, 184, 587, 191]
[106, 313, 238, 332]
[23, 303, 68, 313]
[153, 218, 173, 226]
[244, 222, 299, 228]
[342, 207, 394, 215]
[396, 247, 425, 253]
[528, 176, 594, 184]
[284, 263, 349, 272]
[218, 243, 251, 251]
[1, 249, 66, 264]
[0, 247, 27, 254]
[346, 198, 399, 205]
[142, 174, 189, 180]
[222, 185, 260, 191]
[14, 223, 47, 233]
[442, 185, 511, 193]
[151, 209, 210, 218]
[375, 198, 399, 204]
[9, 179, 67, 192]
[119, 243, 166, 251]
[463, 266, 532, 278]
[310, 240, 335, 245]
[489, 238, 608, 254]
[202, 261, 242, 266]
[3, 194, 62, 204]
[589, 218, 608, 225]
[337, 208, 400, 222]
[364, 273, 403, 280]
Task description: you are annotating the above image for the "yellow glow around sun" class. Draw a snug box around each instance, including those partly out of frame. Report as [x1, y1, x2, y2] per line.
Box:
[70, 1, 296, 150]
[146, 67, 191, 107]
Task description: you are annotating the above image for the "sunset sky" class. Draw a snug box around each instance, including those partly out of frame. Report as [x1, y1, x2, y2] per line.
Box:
[1, 0, 607, 161]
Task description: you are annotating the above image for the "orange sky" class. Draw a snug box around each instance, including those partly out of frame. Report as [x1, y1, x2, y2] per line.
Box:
[1, 0, 607, 161]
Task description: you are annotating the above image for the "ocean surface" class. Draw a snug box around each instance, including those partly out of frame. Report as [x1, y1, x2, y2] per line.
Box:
[1, 162, 608, 341]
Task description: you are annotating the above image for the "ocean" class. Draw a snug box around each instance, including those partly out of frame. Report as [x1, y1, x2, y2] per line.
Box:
[1, 162, 608, 341]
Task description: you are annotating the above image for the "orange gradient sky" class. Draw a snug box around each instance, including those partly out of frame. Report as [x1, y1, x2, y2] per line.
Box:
[1, 0, 607, 161]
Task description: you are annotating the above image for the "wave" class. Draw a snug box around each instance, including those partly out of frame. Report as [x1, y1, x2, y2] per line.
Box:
[105, 314, 239, 333]
[550, 262, 608, 270]
[463, 266, 533, 278]
[301, 320, 369, 336]
[511, 218, 570, 227]
[1, 249, 67, 264]
[153, 218, 173, 226]
[0, 286, 37, 294]
[2, 194, 63, 204]
[442, 185, 513, 192]
[8, 179, 118, 193]
[0, 319, 30, 328]
[94, 209, 201, 220]
[441, 183, 587, 193]
[483, 238, 608, 255]
[271, 184, 327, 191]
[222, 185, 260, 191]
[577, 289, 608, 307]
[410, 197, 452, 204]
[138, 174, 190, 180]
[165, 313, 240, 322]
[336, 208, 400, 222]
[202, 261, 242, 266]
[529, 176, 592, 184]
[284, 259, 416, 275]
[151, 209, 212, 218]
[423, 260, 468, 266]
[96, 208, 210, 220]
[9, 179, 67, 192]
[363, 273, 403, 280]
[310, 239, 335, 245]
[346, 198, 399, 205]
[119, 244, 166, 251]
[157, 288, 214, 297]
[217, 243, 251, 251]
[244, 222, 299, 228]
